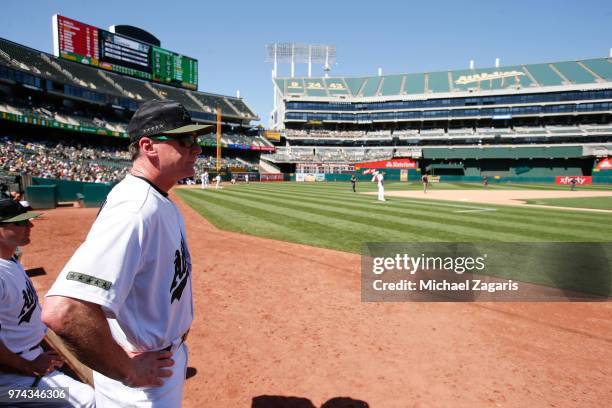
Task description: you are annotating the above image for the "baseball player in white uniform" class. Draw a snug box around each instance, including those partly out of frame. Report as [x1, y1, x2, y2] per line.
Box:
[201, 171, 209, 189]
[372, 171, 386, 202]
[215, 174, 222, 189]
[43, 100, 212, 407]
[245, 174, 249, 184]
[0, 199, 95, 407]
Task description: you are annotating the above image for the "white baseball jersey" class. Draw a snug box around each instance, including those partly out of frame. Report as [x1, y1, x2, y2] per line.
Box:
[0, 257, 46, 358]
[374, 173, 385, 201]
[47, 174, 193, 352]
[0, 258, 96, 407]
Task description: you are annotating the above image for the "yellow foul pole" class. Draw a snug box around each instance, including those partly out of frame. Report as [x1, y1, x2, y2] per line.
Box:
[216, 107, 222, 173]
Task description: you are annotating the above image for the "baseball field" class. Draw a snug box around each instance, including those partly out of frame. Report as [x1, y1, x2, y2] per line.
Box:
[28, 181, 612, 407]
[176, 182, 612, 252]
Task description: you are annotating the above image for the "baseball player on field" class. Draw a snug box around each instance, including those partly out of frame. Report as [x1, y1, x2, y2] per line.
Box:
[201, 170, 209, 189]
[43, 99, 211, 407]
[0, 199, 95, 407]
[372, 171, 386, 202]
[215, 174, 222, 189]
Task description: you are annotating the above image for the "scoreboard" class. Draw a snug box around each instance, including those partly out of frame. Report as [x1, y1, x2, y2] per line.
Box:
[52, 14, 198, 90]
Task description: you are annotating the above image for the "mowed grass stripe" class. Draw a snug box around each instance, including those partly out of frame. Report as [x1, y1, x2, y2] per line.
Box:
[220, 187, 601, 241]
[228, 183, 611, 229]
[179, 191, 305, 240]
[178, 183, 612, 253]
[180, 190, 402, 251]
[255, 182, 612, 223]
[180, 190, 435, 249]
[193, 189, 457, 243]
[203, 188, 574, 242]
[525, 196, 612, 211]
[197, 188, 505, 243]
[249, 185, 609, 231]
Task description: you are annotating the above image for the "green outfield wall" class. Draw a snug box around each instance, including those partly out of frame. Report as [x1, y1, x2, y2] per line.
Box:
[31, 177, 113, 205]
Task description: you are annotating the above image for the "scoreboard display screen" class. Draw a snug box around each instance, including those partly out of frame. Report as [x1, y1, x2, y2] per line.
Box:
[52, 14, 198, 90]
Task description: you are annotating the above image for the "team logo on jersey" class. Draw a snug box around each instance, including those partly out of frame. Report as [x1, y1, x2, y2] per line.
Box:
[170, 238, 190, 303]
[18, 280, 38, 325]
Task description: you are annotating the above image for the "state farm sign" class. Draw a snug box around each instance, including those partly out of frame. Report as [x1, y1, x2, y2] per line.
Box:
[355, 158, 417, 169]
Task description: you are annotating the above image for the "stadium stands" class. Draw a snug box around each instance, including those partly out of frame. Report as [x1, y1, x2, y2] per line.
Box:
[0, 35, 270, 186]
[274, 58, 611, 99]
[105, 71, 160, 100]
[264, 55, 612, 180]
[0, 37, 259, 122]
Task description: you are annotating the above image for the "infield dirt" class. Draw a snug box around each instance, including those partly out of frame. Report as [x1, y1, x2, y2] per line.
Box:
[25, 192, 612, 408]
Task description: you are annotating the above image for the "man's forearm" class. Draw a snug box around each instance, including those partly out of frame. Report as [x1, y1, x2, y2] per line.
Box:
[0, 340, 34, 376]
[42, 296, 131, 382]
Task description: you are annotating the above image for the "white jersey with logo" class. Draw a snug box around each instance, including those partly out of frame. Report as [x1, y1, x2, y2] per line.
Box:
[0, 258, 45, 358]
[1, 259, 96, 407]
[47, 174, 193, 353]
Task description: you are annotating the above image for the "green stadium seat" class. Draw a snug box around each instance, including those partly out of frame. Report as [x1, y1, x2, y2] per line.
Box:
[361, 77, 382, 97]
[524, 63, 564, 86]
[580, 58, 612, 81]
[403, 73, 425, 94]
[380, 75, 403, 96]
[427, 71, 450, 93]
[150, 83, 201, 111]
[344, 77, 366, 97]
[553, 61, 597, 84]
[107, 72, 159, 100]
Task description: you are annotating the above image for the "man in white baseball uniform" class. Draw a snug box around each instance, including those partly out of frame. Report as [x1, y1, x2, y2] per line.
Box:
[215, 174, 222, 189]
[0, 199, 95, 407]
[372, 171, 386, 202]
[201, 170, 209, 189]
[43, 100, 211, 407]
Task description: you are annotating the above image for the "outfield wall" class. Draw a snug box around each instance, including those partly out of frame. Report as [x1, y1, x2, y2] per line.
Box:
[288, 170, 612, 184]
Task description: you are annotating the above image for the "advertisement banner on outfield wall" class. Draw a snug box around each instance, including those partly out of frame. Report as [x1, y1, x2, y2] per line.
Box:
[260, 174, 284, 182]
[296, 173, 325, 182]
[355, 158, 417, 169]
[595, 157, 612, 171]
[555, 176, 592, 185]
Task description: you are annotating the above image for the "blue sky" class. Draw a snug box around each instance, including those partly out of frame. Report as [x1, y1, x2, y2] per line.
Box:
[1, 0, 611, 126]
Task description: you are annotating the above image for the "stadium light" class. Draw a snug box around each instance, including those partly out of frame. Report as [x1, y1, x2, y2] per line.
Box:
[266, 43, 336, 129]
[265, 43, 336, 78]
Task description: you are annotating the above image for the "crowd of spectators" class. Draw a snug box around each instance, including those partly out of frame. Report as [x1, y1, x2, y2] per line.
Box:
[1, 135, 259, 183]
[0, 136, 130, 183]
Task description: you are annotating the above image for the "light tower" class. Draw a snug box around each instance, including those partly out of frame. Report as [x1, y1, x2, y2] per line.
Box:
[266, 43, 336, 129]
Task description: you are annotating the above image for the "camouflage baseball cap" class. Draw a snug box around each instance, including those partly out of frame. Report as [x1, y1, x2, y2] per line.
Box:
[127, 99, 213, 142]
[0, 199, 40, 223]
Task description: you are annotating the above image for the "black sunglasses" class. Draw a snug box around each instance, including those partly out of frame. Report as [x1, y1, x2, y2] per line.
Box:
[150, 135, 200, 148]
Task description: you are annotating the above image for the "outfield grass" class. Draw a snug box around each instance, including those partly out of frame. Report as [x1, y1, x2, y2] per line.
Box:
[177, 182, 612, 295]
[176, 182, 612, 254]
[524, 196, 612, 210]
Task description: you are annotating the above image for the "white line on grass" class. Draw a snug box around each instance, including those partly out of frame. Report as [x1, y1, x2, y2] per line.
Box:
[453, 208, 498, 213]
